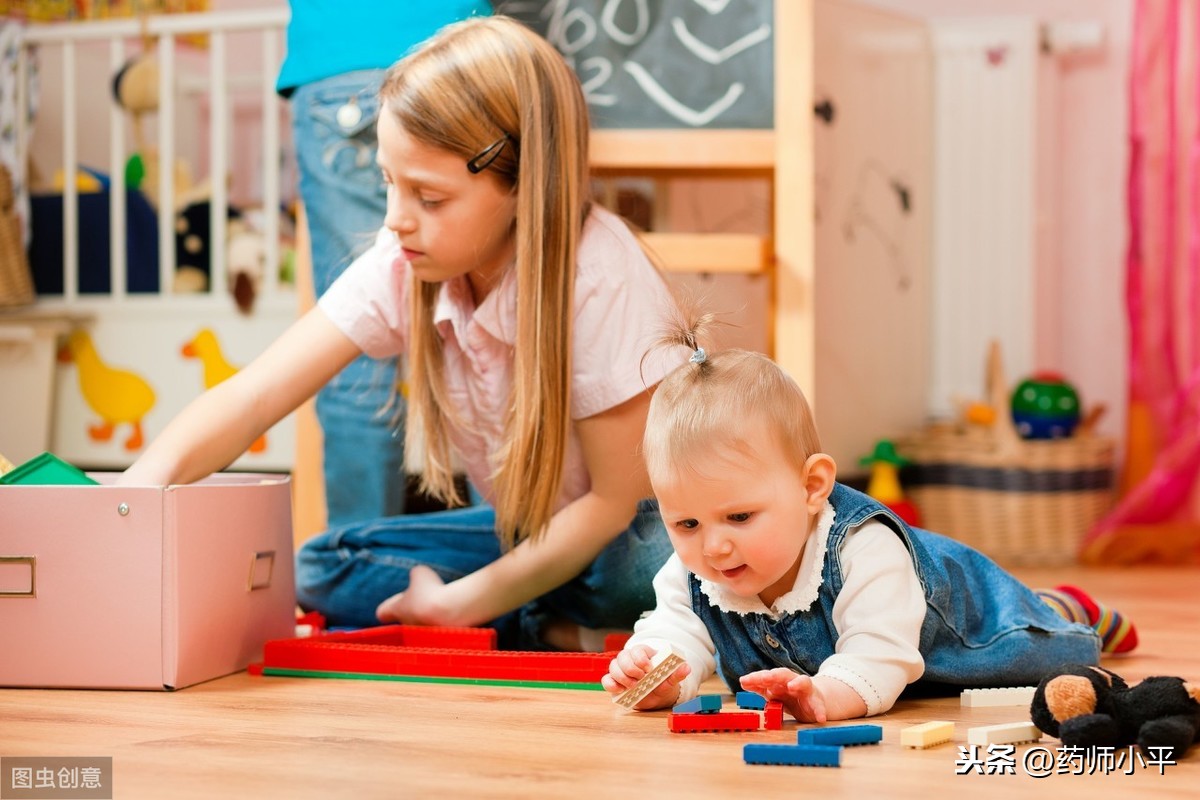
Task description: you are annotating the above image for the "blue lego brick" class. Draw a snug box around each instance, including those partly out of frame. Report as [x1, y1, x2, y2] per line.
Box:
[735, 691, 767, 710]
[673, 694, 723, 714]
[743, 744, 841, 767]
[796, 724, 883, 747]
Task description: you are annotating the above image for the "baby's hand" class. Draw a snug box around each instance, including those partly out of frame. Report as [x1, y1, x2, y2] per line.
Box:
[740, 668, 827, 723]
[601, 644, 691, 711]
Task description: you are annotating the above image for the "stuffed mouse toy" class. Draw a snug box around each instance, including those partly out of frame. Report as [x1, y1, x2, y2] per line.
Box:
[1031, 664, 1200, 759]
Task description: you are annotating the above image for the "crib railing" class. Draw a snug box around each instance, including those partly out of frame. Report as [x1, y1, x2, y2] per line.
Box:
[17, 8, 290, 309]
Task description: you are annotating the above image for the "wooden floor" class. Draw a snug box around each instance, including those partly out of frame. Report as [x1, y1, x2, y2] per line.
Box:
[2, 566, 1198, 799]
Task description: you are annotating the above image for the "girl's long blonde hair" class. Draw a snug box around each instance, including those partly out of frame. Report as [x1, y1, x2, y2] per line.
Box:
[380, 16, 590, 548]
[643, 310, 823, 486]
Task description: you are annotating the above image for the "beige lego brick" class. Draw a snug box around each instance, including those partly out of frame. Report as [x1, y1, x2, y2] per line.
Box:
[900, 720, 955, 749]
[612, 647, 686, 710]
[967, 721, 1042, 746]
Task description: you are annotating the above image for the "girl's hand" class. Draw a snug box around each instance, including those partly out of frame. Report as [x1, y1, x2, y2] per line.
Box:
[740, 668, 828, 723]
[600, 644, 691, 711]
[376, 565, 458, 626]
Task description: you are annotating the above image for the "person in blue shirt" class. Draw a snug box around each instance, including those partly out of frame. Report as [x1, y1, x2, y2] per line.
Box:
[278, 1, 491, 526]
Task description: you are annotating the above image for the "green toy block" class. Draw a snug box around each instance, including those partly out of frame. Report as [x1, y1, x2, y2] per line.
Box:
[0, 452, 99, 486]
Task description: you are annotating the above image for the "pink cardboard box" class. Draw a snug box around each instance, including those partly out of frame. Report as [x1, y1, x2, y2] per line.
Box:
[0, 473, 295, 689]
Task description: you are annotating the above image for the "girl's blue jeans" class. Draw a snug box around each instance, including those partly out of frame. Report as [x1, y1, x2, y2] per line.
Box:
[295, 499, 672, 649]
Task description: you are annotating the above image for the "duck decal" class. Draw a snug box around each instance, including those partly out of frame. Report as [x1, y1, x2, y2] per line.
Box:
[181, 328, 267, 454]
[57, 329, 156, 451]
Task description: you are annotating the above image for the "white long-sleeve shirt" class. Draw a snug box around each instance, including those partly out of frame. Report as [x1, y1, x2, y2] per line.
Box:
[626, 503, 928, 716]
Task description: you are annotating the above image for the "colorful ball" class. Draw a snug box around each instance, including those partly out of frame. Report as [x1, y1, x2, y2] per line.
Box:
[1011, 372, 1081, 439]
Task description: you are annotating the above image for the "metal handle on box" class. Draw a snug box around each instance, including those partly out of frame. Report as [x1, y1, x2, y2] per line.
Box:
[0, 555, 36, 598]
[247, 550, 274, 591]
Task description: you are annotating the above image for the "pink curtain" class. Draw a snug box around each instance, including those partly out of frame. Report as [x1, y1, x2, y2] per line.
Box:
[1082, 0, 1200, 563]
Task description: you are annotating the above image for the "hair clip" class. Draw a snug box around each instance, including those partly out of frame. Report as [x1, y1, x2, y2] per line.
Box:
[689, 347, 707, 365]
[466, 134, 511, 174]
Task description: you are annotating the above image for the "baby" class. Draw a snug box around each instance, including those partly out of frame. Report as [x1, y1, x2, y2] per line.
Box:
[602, 315, 1135, 722]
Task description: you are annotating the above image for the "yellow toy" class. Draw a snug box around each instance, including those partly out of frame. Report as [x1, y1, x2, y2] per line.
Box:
[859, 439, 920, 526]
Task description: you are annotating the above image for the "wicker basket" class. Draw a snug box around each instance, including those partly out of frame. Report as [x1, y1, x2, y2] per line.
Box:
[0, 163, 35, 307]
[896, 343, 1116, 567]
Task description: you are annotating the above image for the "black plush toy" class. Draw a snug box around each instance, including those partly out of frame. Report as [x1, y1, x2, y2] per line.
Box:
[1030, 664, 1200, 759]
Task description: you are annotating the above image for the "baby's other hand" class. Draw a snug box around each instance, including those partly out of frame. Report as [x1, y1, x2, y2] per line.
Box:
[740, 668, 827, 723]
[601, 644, 690, 711]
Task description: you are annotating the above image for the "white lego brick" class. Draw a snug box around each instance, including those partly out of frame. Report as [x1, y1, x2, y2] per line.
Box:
[967, 721, 1042, 746]
[960, 686, 1037, 708]
[612, 647, 686, 709]
[900, 721, 955, 749]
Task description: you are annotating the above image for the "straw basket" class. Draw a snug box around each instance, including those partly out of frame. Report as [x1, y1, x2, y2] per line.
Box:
[0, 164, 35, 307]
[896, 343, 1115, 567]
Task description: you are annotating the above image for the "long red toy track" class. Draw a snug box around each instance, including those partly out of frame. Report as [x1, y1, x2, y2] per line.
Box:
[261, 625, 615, 685]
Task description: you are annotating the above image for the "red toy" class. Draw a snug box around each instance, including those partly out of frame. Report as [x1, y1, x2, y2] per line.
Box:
[668, 711, 762, 733]
[260, 625, 614, 689]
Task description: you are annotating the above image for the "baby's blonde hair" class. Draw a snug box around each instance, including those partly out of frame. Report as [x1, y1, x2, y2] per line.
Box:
[380, 16, 590, 548]
[643, 312, 822, 487]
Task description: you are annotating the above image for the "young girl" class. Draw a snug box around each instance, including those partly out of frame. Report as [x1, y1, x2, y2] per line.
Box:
[602, 316, 1138, 721]
[121, 16, 682, 649]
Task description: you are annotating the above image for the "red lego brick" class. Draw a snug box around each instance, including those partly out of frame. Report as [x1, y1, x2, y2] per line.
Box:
[764, 701, 784, 730]
[668, 711, 762, 734]
[393, 625, 498, 650]
[603, 632, 633, 651]
[292, 625, 496, 650]
[260, 626, 617, 685]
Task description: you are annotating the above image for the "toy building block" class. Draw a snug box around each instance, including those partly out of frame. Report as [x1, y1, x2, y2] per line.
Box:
[966, 721, 1042, 746]
[797, 724, 882, 747]
[900, 721, 955, 749]
[262, 624, 613, 688]
[295, 610, 327, 638]
[603, 632, 632, 651]
[0, 452, 98, 485]
[612, 647, 686, 709]
[960, 686, 1037, 708]
[279, 624, 497, 651]
[763, 701, 784, 730]
[668, 711, 761, 733]
[391, 625, 498, 650]
[673, 694, 722, 714]
[743, 744, 841, 767]
[736, 691, 767, 710]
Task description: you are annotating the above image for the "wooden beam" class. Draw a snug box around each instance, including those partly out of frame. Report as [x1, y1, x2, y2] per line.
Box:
[639, 232, 770, 274]
[590, 129, 775, 173]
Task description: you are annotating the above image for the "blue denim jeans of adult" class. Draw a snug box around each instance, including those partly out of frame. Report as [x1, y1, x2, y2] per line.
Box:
[295, 499, 673, 649]
[291, 69, 406, 526]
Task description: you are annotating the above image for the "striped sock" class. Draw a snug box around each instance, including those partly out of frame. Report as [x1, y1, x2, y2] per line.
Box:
[1036, 588, 1090, 625]
[1050, 584, 1139, 654]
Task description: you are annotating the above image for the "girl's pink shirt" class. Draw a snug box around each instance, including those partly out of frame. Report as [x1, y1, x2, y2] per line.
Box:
[318, 205, 683, 509]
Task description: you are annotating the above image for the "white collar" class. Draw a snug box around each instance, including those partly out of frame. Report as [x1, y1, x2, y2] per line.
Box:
[698, 501, 836, 617]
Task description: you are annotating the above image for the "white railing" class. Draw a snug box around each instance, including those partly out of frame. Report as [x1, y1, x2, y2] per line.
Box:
[17, 8, 290, 309]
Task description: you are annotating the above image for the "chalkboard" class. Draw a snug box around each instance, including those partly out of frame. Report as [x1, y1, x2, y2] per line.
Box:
[494, 0, 774, 129]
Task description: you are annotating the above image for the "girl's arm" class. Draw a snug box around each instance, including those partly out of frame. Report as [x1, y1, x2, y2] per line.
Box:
[119, 307, 361, 486]
[383, 389, 655, 626]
